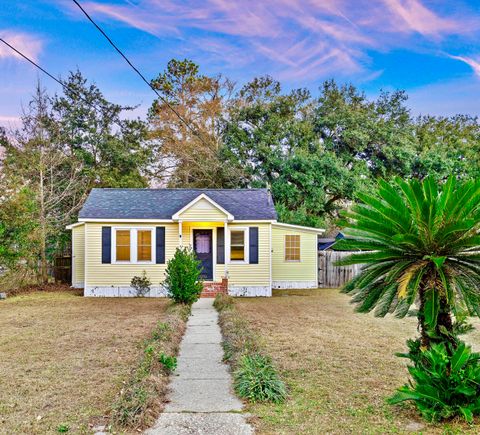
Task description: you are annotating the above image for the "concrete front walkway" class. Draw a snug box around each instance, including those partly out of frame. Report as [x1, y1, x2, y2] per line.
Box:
[146, 298, 253, 435]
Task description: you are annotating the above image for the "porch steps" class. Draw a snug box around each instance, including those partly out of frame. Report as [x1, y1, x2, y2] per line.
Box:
[200, 278, 228, 298]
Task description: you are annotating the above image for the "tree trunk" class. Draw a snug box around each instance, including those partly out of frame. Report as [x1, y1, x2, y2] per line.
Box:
[418, 285, 430, 349]
[39, 155, 48, 284]
[418, 268, 456, 351]
[436, 295, 456, 350]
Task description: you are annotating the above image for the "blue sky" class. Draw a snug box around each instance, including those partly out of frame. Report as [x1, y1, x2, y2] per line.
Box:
[1, 0, 480, 129]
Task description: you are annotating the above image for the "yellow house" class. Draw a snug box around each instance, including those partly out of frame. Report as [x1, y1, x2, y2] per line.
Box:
[67, 188, 324, 297]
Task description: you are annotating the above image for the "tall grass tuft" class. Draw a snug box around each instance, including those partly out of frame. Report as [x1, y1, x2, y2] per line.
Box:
[234, 354, 287, 403]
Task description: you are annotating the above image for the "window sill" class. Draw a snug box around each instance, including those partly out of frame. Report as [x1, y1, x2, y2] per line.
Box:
[112, 261, 155, 265]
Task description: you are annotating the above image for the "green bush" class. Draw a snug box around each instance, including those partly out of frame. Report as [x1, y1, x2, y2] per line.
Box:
[389, 340, 480, 422]
[234, 354, 287, 403]
[164, 247, 203, 304]
[131, 271, 152, 297]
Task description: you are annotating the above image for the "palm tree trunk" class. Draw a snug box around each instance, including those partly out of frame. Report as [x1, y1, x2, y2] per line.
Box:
[436, 295, 456, 350]
[418, 285, 430, 349]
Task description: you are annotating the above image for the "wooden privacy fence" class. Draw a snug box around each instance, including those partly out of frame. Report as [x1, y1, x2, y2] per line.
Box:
[54, 256, 72, 284]
[318, 251, 362, 288]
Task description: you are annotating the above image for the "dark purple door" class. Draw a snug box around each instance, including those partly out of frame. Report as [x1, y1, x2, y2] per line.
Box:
[193, 229, 213, 280]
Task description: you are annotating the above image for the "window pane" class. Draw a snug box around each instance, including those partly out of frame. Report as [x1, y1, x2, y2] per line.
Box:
[231, 246, 245, 261]
[195, 234, 210, 254]
[138, 230, 151, 245]
[231, 231, 244, 246]
[285, 235, 300, 261]
[137, 230, 152, 261]
[117, 230, 130, 246]
[137, 246, 151, 261]
[230, 230, 245, 261]
[116, 230, 130, 261]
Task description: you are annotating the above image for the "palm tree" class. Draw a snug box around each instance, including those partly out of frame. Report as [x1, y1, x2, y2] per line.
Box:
[337, 176, 480, 349]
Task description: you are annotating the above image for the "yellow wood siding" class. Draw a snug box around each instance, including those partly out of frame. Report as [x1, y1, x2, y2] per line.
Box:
[178, 198, 228, 221]
[272, 225, 317, 282]
[215, 223, 271, 286]
[84, 222, 179, 286]
[83, 221, 271, 288]
[72, 224, 85, 286]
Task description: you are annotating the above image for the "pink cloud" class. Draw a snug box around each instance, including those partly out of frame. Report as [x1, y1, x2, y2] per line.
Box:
[74, 0, 478, 81]
[448, 54, 480, 77]
[381, 0, 464, 37]
[0, 30, 43, 62]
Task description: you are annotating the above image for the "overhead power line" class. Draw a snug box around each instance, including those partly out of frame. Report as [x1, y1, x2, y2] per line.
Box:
[1, 37, 69, 91]
[0, 37, 125, 121]
[72, 0, 209, 147]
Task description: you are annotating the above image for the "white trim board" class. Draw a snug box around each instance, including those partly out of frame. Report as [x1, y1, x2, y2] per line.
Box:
[78, 218, 173, 223]
[77, 218, 275, 224]
[272, 222, 326, 233]
[66, 222, 85, 230]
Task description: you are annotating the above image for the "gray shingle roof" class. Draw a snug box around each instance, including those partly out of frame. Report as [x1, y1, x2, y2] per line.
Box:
[79, 188, 277, 220]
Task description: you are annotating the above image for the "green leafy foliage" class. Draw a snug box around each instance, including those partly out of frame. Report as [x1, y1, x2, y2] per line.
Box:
[389, 341, 480, 422]
[164, 247, 203, 304]
[234, 354, 287, 403]
[223, 77, 362, 228]
[337, 176, 480, 347]
[157, 353, 177, 372]
[131, 271, 152, 297]
[0, 71, 151, 285]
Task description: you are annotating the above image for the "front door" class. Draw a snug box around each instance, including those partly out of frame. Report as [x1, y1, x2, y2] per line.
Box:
[193, 229, 213, 280]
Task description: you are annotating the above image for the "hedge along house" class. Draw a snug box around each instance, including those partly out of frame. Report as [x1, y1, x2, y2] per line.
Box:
[67, 188, 325, 297]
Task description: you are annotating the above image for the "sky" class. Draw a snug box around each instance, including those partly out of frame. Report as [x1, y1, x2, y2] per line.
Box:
[1, 0, 480, 130]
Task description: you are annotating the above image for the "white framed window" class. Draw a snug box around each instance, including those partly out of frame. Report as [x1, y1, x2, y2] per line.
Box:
[112, 227, 155, 264]
[285, 234, 301, 262]
[229, 227, 249, 263]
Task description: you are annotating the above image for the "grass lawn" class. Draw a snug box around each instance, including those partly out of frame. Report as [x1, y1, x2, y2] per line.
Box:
[0, 290, 169, 434]
[235, 288, 480, 435]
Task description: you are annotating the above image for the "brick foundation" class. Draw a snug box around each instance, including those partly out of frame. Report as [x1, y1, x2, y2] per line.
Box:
[200, 278, 228, 298]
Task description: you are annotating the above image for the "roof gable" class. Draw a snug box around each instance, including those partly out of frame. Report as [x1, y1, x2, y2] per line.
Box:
[78, 188, 277, 221]
[172, 194, 234, 221]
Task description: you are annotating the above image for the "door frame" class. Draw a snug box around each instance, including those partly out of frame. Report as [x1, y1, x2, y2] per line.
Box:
[190, 227, 216, 281]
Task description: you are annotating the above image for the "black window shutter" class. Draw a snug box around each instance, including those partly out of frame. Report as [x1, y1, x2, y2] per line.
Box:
[217, 227, 225, 264]
[101, 226, 111, 264]
[156, 227, 166, 264]
[249, 227, 259, 264]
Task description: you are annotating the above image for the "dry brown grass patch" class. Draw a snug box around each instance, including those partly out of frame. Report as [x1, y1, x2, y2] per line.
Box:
[235, 288, 480, 434]
[110, 302, 190, 431]
[0, 291, 171, 434]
